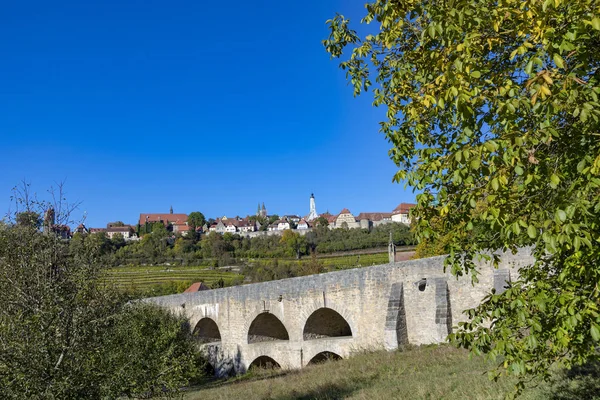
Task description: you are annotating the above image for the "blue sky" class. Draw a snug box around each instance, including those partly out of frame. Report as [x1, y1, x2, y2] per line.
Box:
[0, 1, 415, 227]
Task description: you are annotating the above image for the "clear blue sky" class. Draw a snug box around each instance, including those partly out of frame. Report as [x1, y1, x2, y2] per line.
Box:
[0, 1, 415, 227]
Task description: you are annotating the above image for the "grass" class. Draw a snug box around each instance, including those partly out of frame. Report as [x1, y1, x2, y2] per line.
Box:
[184, 346, 551, 400]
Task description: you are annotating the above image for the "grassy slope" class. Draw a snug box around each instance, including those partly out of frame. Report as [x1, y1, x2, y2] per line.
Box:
[185, 346, 546, 400]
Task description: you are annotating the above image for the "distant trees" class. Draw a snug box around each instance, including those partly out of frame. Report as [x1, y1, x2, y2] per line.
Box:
[187, 211, 206, 233]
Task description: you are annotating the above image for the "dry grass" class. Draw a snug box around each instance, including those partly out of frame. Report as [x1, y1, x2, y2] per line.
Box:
[184, 345, 546, 400]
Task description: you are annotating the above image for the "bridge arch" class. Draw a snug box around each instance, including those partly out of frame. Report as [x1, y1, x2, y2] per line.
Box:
[308, 351, 342, 365]
[192, 317, 222, 344]
[247, 312, 290, 344]
[303, 307, 353, 340]
[248, 355, 281, 370]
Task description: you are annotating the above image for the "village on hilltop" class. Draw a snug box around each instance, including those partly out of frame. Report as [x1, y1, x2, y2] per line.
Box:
[75, 194, 415, 241]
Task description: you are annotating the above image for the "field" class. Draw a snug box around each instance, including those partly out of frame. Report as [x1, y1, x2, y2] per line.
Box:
[104, 250, 409, 295]
[103, 265, 244, 295]
[183, 345, 556, 400]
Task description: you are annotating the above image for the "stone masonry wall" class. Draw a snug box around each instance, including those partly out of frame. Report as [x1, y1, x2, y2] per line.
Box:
[144, 249, 533, 376]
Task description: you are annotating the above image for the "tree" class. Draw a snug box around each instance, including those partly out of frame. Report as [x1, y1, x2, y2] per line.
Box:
[280, 230, 307, 260]
[0, 223, 201, 398]
[108, 221, 125, 227]
[325, 0, 600, 391]
[16, 211, 41, 229]
[315, 216, 329, 228]
[187, 211, 206, 233]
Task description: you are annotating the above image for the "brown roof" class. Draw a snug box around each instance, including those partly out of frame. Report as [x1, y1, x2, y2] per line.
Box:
[139, 213, 188, 226]
[393, 203, 416, 214]
[107, 225, 135, 233]
[89, 228, 106, 233]
[183, 282, 210, 293]
[339, 208, 352, 215]
[173, 223, 191, 231]
[356, 212, 393, 221]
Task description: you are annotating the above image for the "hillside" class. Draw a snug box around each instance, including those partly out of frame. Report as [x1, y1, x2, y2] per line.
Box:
[184, 346, 557, 400]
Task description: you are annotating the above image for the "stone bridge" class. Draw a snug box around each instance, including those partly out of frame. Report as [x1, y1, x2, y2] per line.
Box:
[144, 250, 532, 376]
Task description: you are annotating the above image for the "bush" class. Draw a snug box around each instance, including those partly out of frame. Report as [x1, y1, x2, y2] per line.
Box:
[0, 225, 203, 399]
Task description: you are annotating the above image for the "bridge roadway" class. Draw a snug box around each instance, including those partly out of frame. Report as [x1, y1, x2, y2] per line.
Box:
[144, 250, 532, 376]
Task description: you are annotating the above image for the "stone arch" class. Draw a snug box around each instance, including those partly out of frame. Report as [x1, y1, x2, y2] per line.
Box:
[248, 355, 281, 370]
[303, 307, 352, 340]
[247, 312, 290, 344]
[308, 351, 343, 365]
[192, 317, 221, 344]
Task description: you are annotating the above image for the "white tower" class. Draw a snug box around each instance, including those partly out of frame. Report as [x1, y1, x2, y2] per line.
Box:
[307, 193, 319, 221]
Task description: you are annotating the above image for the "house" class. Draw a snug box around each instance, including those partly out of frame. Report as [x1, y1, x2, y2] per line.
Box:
[283, 215, 301, 223]
[391, 203, 416, 225]
[356, 212, 393, 229]
[225, 220, 239, 233]
[74, 224, 89, 235]
[139, 209, 188, 229]
[106, 225, 136, 239]
[89, 227, 106, 234]
[183, 282, 211, 293]
[275, 219, 291, 230]
[297, 219, 311, 230]
[172, 223, 192, 236]
[51, 224, 71, 239]
[238, 219, 257, 233]
[208, 217, 258, 234]
[214, 220, 227, 234]
[334, 208, 360, 229]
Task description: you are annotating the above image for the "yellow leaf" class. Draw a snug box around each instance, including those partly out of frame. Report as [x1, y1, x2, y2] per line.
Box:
[541, 73, 553, 85]
[540, 85, 552, 96]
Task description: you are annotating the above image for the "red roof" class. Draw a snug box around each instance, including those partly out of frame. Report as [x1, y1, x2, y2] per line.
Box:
[139, 213, 188, 226]
[339, 208, 352, 215]
[393, 203, 416, 214]
[183, 282, 210, 293]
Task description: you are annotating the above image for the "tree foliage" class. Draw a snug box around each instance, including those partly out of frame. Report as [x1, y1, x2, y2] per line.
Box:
[0, 224, 202, 399]
[325, 0, 600, 390]
[187, 211, 206, 233]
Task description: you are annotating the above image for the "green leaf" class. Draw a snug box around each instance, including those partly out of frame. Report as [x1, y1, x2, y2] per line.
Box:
[515, 165, 524, 175]
[553, 53, 565, 69]
[591, 324, 600, 341]
[470, 71, 481, 78]
[491, 178, 499, 191]
[557, 209, 567, 222]
[592, 17, 600, 31]
[527, 225, 537, 239]
[550, 174, 560, 187]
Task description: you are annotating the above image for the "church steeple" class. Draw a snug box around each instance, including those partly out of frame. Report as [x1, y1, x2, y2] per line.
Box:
[169, 205, 173, 214]
[307, 193, 318, 221]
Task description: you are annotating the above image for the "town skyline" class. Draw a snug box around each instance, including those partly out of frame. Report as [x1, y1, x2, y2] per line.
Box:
[79, 192, 416, 231]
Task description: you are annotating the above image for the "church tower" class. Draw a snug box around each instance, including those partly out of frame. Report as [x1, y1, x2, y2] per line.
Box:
[307, 193, 318, 221]
[260, 202, 267, 218]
